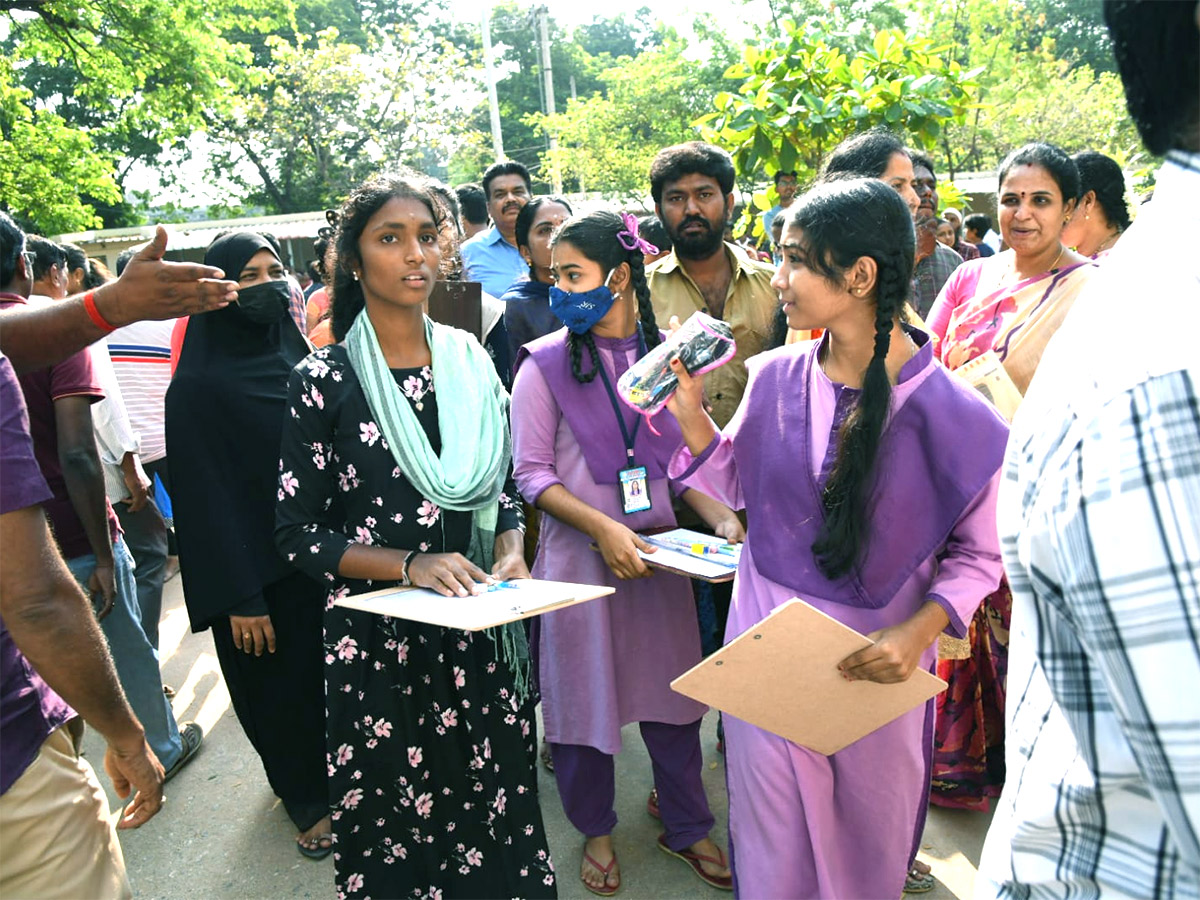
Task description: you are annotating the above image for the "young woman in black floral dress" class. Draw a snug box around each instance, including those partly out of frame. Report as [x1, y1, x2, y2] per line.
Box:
[275, 173, 556, 900]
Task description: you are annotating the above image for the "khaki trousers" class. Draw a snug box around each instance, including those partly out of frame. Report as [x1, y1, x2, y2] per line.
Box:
[0, 726, 130, 899]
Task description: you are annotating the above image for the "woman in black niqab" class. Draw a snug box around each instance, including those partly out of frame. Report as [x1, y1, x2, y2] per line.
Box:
[165, 231, 333, 858]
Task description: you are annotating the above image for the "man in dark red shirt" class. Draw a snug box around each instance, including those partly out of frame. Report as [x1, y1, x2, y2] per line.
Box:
[0, 221, 202, 794]
[0, 211, 233, 895]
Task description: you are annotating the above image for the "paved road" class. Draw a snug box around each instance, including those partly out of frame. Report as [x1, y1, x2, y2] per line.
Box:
[83, 576, 993, 899]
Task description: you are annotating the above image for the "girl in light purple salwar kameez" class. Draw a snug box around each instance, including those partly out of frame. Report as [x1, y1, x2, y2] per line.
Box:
[512, 211, 741, 897]
[665, 179, 1009, 899]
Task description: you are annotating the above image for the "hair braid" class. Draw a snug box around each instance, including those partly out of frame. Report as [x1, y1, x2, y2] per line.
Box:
[568, 330, 601, 384]
[627, 252, 661, 349]
[811, 247, 907, 579]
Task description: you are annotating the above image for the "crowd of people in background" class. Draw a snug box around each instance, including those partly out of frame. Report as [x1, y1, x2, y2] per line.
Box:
[0, 2, 1196, 899]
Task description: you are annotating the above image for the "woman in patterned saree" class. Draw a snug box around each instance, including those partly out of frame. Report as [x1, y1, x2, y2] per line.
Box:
[925, 143, 1097, 811]
[275, 173, 556, 899]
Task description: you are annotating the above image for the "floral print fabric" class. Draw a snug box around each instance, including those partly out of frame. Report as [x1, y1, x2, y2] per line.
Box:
[277, 345, 554, 900]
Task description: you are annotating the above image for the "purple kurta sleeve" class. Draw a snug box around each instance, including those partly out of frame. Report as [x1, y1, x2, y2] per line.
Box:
[511, 359, 565, 507]
[667, 433, 745, 511]
[926, 469, 1004, 638]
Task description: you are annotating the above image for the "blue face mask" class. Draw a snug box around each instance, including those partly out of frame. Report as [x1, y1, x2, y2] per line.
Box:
[549, 269, 616, 334]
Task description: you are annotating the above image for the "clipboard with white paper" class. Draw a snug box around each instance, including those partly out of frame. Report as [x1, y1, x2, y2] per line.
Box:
[589, 527, 741, 583]
[670, 598, 946, 755]
[334, 579, 615, 631]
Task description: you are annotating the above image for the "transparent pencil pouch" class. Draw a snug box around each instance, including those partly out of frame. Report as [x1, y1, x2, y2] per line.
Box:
[617, 311, 736, 418]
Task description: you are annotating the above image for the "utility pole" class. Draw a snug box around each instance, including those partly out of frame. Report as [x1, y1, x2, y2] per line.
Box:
[570, 75, 584, 197]
[481, 4, 505, 160]
[536, 5, 563, 194]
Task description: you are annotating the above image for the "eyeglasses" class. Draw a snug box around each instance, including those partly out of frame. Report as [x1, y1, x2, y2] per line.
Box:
[21, 251, 34, 277]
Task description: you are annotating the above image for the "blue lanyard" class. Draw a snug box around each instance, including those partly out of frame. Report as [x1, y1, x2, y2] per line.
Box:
[594, 327, 647, 466]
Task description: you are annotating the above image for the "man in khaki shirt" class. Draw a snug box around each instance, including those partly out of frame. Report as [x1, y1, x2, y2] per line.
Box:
[646, 142, 779, 428]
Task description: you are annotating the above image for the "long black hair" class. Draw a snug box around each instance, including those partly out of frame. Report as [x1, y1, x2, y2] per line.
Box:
[549, 210, 662, 384]
[427, 179, 465, 280]
[1073, 150, 1131, 231]
[789, 178, 916, 579]
[821, 127, 909, 180]
[997, 142, 1080, 202]
[329, 173, 445, 342]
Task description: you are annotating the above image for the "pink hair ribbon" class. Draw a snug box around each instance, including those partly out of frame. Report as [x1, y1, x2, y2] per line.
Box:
[616, 212, 658, 256]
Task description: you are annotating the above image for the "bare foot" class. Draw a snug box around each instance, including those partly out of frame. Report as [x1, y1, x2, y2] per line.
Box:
[912, 859, 932, 876]
[298, 815, 333, 854]
[581, 834, 620, 894]
[688, 837, 731, 880]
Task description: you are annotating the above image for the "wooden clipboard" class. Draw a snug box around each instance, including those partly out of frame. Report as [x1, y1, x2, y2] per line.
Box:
[589, 526, 740, 583]
[334, 579, 614, 631]
[671, 598, 946, 755]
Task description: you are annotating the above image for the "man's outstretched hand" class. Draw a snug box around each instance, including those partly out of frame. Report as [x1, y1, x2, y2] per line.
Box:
[93, 226, 238, 327]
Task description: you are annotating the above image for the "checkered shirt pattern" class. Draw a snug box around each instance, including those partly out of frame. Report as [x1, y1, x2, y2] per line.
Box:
[976, 152, 1200, 900]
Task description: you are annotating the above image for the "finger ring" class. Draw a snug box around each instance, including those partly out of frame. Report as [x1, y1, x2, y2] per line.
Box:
[243, 632, 252, 640]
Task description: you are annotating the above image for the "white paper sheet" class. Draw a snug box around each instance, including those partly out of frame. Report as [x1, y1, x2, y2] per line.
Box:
[333, 579, 614, 630]
[639, 528, 741, 580]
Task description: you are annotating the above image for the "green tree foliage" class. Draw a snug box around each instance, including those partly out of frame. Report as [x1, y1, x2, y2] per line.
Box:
[1, 0, 289, 231]
[1010, 0, 1113, 74]
[450, 8, 663, 186]
[700, 17, 981, 231]
[528, 25, 737, 200]
[205, 25, 479, 214]
[0, 57, 120, 233]
[911, 0, 1137, 173]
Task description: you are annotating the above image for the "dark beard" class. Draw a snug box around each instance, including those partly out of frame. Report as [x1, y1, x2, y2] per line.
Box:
[669, 219, 725, 260]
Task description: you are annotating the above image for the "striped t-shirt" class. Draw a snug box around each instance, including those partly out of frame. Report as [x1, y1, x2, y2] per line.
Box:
[106, 318, 175, 463]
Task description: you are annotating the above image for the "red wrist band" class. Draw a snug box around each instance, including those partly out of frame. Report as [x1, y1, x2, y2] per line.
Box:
[83, 291, 117, 333]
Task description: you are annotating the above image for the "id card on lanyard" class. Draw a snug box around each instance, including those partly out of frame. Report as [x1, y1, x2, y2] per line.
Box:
[597, 335, 651, 516]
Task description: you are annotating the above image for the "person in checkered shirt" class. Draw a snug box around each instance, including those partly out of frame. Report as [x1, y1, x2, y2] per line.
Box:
[976, 2, 1200, 897]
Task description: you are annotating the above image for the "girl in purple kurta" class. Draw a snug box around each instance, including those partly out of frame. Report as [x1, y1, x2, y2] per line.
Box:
[665, 179, 1009, 899]
[511, 211, 741, 896]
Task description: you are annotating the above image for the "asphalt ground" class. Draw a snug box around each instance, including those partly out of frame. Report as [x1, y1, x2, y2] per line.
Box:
[81, 575, 994, 899]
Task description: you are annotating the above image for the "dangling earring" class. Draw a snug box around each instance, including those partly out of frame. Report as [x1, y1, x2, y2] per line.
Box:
[353, 271, 360, 281]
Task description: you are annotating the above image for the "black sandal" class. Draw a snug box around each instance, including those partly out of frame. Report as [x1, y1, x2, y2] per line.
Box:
[298, 833, 334, 860]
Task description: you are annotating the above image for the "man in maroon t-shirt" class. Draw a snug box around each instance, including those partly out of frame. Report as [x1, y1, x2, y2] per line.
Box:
[0, 227, 202, 788]
[0, 209, 235, 894]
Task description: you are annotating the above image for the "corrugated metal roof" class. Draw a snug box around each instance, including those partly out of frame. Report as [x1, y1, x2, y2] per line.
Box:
[55, 210, 329, 249]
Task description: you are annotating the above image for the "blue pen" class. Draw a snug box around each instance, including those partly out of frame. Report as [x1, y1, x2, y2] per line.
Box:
[485, 580, 520, 592]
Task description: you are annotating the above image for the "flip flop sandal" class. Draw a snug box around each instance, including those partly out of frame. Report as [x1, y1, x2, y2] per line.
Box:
[656, 834, 733, 891]
[647, 787, 661, 820]
[298, 834, 334, 860]
[540, 741, 555, 773]
[581, 846, 620, 897]
[903, 867, 935, 893]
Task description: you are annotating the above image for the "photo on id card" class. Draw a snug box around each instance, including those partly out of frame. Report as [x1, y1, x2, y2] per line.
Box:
[619, 466, 651, 515]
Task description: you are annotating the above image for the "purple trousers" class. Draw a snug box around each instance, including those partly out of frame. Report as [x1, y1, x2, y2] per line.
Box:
[551, 718, 714, 852]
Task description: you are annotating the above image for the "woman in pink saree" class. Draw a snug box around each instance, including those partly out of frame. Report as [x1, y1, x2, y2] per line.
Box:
[926, 143, 1098, 812]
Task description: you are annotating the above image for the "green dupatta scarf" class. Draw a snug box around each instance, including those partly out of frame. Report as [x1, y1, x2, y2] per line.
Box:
[345, 310, 529, 701]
